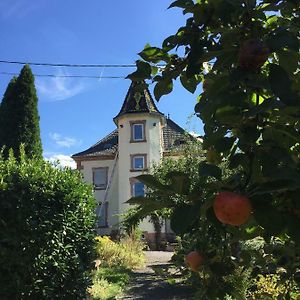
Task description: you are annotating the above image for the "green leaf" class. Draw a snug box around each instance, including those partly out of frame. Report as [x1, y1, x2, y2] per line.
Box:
[269, 64, 292, 100]
[266, 28, 299, 52]
[153, 79, 173, 100]
[166, 171, 190, 195]
[139, 46, 169, 63]
[136, 174, 171, 193]
[180, 72, 201, 93]
[126, 60, 152, 81]
[214, 137, 236, 153]
[252, 198, 286, 236]
[277, 50, 299, 74]
[215, 106, 242, 125]
[168, 0, 194, 9]
[126, 196, 171, 210]
[170, 203, 200, 234]
[199, 162, 222, 180]
[126, 196, 151, 205]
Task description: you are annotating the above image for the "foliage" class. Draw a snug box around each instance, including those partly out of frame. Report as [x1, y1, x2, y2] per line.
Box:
[95, 236, 145, 270]
[89, 235, 145, 299]
[0, 148, 96, 299]
[127, 0, 300, 298]
[88, 267, 130, 300]
[0, 65, 42, 159]
[88, 278, 123, 300]
[248, 273, 300, 299]
[125, 140, 205, 224]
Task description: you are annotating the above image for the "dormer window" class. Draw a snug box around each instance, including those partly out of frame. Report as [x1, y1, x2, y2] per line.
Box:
[130, 120, 146, 142]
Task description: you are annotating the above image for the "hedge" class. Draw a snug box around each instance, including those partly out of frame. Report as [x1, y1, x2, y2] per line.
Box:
[0, 150, 96, 299]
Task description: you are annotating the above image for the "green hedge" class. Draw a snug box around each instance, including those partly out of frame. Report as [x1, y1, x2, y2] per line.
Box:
[0, 151, 96, 299]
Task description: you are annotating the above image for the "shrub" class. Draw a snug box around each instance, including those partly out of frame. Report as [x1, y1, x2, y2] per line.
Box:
[0, 150, 96, 299]
[95, 236, 145, 270]
[88, 278, 123, 300]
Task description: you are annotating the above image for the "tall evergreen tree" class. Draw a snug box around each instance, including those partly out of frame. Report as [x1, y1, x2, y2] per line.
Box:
[0, 65, 42, 158]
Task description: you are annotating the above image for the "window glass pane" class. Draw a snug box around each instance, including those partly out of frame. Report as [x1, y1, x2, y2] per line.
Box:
[134, 182, 145, 197]
[93, 168, 107, 188]
[133, 157, 144, 169]
[133, 124, 143, 140]
[98, 202, 107, 227]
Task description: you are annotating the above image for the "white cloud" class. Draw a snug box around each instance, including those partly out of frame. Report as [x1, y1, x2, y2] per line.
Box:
[44, 153, 76, 169]
[49, 132, 81, 148]
[36, 69, 86, 101]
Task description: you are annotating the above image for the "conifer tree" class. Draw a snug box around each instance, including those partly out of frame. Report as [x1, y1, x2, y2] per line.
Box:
[0, 65, 42, 158]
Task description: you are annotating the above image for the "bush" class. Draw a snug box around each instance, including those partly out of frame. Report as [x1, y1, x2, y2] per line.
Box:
[95, 236, 145, 269]
[0, 150, 96, 299]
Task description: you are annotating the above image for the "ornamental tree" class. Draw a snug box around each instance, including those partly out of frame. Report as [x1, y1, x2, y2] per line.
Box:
[0, 65, 42, 159]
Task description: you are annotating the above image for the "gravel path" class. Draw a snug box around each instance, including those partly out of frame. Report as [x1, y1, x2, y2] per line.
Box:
[122, 251, 194, 300]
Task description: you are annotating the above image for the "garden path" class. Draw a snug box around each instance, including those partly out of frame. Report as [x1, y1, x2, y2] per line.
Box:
[122, 251, 194, 300]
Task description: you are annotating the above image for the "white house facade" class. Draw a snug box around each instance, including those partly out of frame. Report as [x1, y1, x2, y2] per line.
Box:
[72, 81, 191, 241]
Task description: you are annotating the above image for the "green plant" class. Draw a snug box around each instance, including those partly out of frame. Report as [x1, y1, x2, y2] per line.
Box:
[95, 235, 145, 270]
[88, 278, 123, 300]
[0, 65, 42, 159]
[126, 0, 300, 297]
[88, 267, 130, 300]
[0, 148, 96, 299]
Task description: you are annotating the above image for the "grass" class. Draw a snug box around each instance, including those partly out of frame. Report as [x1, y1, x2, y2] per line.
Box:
[88, 267, 130, 300]
[87, 235, 145, 300]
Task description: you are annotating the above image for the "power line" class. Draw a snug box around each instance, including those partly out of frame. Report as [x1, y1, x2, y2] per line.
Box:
[0, 71, 125, 79]
[0, 60, 137, 68]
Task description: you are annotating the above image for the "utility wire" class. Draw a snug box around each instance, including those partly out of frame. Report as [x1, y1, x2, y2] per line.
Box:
[0, 71, 125, 79]
[0, 60, 137, 68]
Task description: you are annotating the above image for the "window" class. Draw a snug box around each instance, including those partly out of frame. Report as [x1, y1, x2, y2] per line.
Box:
[130, 178, 145, 197]
[131, 154, 147, 171]
[130, 120, 146, 142]
[97, 202, 108, 227]
[93, 167, 108, 190]
[132, 182, 145, 197]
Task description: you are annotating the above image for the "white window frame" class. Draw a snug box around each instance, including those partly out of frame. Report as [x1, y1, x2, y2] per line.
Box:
[130, 120, 146, 142]
[131, 154, 147, 171]
[130, 178, 146, 197]
[133, 123, 144, 141]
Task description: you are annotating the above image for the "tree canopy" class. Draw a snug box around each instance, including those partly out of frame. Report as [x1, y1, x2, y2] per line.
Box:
[126, 1, 300, 297]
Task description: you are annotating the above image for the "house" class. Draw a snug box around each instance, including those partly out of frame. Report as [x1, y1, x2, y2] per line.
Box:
[72, 81, 191, 242]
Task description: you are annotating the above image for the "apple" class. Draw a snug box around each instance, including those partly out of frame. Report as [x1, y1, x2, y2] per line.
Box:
[238, 39, 269, 70]
[185, 251, 203, 272]
[213, 191, 252, 226]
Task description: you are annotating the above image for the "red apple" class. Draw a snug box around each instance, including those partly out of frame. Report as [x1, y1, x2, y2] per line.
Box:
[185, 251, 204, 272]
[213, 191, 252, 226]
[238, 39, 269, 70]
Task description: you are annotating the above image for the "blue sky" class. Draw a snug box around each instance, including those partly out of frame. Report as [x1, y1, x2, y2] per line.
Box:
[0, 0, 203, 167]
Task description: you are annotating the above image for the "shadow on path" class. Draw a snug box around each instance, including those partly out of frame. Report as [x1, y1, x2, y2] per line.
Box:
[122, 252, 194, 300]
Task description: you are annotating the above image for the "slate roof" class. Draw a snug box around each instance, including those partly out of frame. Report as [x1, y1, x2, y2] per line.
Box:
[113, 81, 163, 122]
[72, 130, 118, 158]
[72, 118, 192, 159]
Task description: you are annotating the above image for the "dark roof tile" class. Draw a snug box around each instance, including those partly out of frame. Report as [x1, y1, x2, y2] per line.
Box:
[113, 81, 163, 122]
[72, 118, 193, 159]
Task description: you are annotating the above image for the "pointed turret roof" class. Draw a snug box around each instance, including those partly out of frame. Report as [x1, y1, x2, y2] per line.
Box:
[113, 81, 163, 123]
